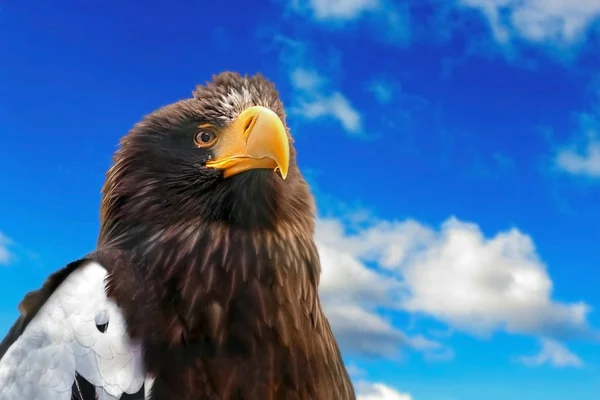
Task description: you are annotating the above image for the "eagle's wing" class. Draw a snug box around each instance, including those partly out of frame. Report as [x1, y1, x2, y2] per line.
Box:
[0, 259, 153, 400]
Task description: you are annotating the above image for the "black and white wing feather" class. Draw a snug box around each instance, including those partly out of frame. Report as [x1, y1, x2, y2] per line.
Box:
[0, 260, 152, 400]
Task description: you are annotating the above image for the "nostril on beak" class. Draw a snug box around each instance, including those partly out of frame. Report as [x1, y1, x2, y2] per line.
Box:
[243, 114, 258, 137]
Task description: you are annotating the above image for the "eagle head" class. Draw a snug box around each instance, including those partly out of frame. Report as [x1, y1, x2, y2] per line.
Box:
[99, 72, 314, 242]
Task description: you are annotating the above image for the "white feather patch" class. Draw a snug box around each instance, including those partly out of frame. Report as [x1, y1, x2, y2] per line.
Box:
[0, 261, 148, 400]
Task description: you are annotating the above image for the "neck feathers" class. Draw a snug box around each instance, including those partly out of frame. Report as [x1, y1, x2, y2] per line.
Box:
[96, 221, 354, 399]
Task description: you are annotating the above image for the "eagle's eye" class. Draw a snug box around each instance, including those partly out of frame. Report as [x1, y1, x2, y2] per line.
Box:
[194, 129, 217, 148]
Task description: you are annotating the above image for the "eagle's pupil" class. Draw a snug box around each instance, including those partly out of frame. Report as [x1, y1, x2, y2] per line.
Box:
[200, 132, 212, 142]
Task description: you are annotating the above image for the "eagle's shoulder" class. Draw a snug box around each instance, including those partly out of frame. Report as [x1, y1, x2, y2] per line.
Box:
[0, 259, 149, 400]
[0, 257, 88, 361]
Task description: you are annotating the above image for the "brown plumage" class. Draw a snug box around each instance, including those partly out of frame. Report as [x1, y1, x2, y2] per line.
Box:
[93, 72, 356, 399]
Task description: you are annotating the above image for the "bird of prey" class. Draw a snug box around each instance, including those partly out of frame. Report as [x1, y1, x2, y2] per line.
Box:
[0, 72, 356, 400]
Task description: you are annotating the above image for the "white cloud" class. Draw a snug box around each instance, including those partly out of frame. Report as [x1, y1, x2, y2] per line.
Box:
[556, 139, 600, 176]
[293, 91, 362, 133]
[290, 68, 325, 92]
[459, 0, 600, 47]
[0, 232, 13, 265]
[317, 226, 451, 358]
[355, 381, 413, 400]
[399, 218, 592, 339]
[295, 0, 380, 21]
[289, 67, 363, 134]
[264, 36, 364, 135]
[289, 0, 410, 44]
[367, 79, 394, 105]
[518, 338, 584, 368]
[316, 214, 595, 355]
[555, 110, 600, 177]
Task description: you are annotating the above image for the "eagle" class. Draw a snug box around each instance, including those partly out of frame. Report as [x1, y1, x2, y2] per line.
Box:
[0, 72, 356, 400]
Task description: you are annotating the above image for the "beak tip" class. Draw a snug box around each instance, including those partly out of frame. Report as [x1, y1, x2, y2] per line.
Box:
[278, 167, 288, 180]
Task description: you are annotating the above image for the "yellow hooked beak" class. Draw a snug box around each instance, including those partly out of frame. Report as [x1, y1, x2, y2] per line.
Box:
[205, 106, 290, 179]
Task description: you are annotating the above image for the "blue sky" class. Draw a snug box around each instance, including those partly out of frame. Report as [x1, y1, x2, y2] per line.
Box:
[1, 0, 600, 399]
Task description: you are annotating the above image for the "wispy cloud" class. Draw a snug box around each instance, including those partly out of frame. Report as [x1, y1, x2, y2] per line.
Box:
[345, 362, 368, 378]
[288, 0, 411, 45]
[364, 76, 432, 153]
[268, 35, 364, 135]
[286, 0, 600, 61]
[517, 338, 584, 368]
[458, 0, 600, 48]
[292, 0, 380, 21]
[555, 110, 600, 177]
[0, 232, 13, 265]
[367, 78, 394, 105]
[466, 151, 516, 180]
[556, 139, 600, 177]
[290, 67, 325, 91]
[291, 82, 363, 134]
